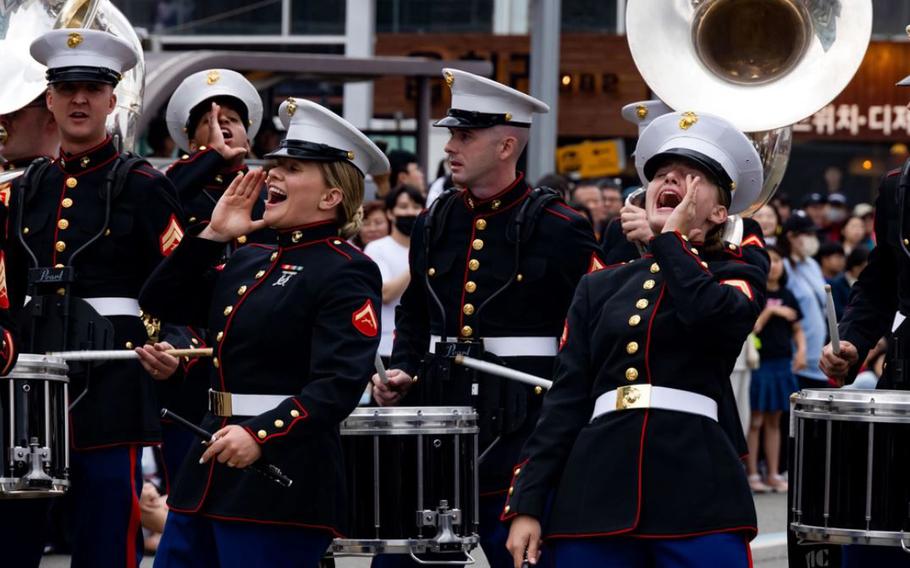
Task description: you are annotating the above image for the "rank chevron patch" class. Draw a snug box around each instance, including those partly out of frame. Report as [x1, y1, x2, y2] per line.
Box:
[352, 299, 379, 337]
[159, 214, 184, 256]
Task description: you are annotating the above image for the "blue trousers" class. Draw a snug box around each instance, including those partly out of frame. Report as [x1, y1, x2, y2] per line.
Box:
[551, 533, 751, 568]
[843, 544, 910, 567]
[154, 511, 333, 568]
[69, 445, 144, 568]
[372, 493, 546, 568]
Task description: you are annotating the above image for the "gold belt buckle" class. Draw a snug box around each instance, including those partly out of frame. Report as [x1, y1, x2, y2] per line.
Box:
[615, 384, 652, 410]
[209, 389, 233, 417]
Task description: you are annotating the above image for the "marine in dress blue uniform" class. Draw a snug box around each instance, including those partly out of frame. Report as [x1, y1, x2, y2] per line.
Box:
[6, 29, 186, 568]
[157, 68, 270, 486]
[0, 84, 60, 568]
[819, 66, 910, 568]
[503, 111, 769, 567]
[371, 69, 602, 568]
[142, 97, 388, 568]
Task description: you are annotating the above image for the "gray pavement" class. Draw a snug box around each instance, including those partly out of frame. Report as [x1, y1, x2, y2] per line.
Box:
[40, 493, 791, 568]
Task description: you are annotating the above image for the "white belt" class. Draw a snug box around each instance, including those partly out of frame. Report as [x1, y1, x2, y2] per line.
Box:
[590, 385, 718, 423]
[209, 389, 291, 417]
[83, 297, 141, 317]
[429, 335, 557, 357]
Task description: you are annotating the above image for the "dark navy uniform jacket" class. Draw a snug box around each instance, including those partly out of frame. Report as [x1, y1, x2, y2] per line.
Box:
[391, 172, 602, 492]
[139, 221, 381, 535]
[159, 149, 272, 426]
[502, 230, 767, 538]
[5, 137, 184, 449]
[839, 169, 906, 383]
[602, 217, 770, 457]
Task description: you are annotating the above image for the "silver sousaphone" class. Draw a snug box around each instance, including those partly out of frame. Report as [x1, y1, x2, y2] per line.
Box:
[627, 0, 872, 218]
[0, 0, 144, 164]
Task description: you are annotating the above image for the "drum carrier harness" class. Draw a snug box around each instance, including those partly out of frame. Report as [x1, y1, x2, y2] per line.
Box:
[418, 185, 561, 454]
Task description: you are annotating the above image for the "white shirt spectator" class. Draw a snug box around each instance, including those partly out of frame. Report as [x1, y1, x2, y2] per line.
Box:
[364, 235, 410, 356]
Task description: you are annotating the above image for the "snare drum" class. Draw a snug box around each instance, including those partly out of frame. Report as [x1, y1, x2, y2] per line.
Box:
[791, 389, 910, 547]
[334, 406, 479, 562]
[0, 354, 69, 498]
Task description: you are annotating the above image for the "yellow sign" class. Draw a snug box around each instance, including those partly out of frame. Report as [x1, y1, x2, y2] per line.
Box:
[556, 139, 626, 179]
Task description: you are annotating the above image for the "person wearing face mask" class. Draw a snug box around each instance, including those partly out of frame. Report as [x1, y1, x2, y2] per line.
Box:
[504, 111, 767, 567]
[364, 184, 425, 363]
[779, 210, 829, 390]
[139, 97, 386, 568]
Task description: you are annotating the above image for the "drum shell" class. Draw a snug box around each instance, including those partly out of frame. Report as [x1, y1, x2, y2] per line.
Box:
[791, 389, 910, 545]
[0, 355, 69, 498]
[337, 406, 479, 553]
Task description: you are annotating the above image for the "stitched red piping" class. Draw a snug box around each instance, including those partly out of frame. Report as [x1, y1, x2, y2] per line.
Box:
[671, 231, 710, 274]
[216, 252, 281, 391]
[198, 512, 343, 539]
[243, 398, 310, 444]
[57, 135, 112, 162]
[498, 458, 529, 521]
[56, 149, 119, 177]
[546, 525, 758, 541]
[544, 208, 570, 222]
[177, 416, 226, 513]
[126, 445, 141, 568]
[463, 172, 525, 207]
[166, 148, 216, 171]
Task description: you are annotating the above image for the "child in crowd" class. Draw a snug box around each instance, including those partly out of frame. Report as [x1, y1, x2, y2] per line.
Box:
[748, 246, 806, 493]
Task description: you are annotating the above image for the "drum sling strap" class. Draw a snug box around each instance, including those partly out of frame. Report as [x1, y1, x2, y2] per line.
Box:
[420, 186, 561, 448]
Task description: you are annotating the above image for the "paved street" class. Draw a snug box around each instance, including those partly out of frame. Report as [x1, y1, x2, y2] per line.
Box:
[41, 493, 791, 568]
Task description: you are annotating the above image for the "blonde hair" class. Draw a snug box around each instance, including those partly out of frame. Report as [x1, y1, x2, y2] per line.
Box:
[318, 160, 365, 239]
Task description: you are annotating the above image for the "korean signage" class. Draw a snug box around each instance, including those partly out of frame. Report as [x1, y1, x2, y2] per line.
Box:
[374, 36, 910, 142]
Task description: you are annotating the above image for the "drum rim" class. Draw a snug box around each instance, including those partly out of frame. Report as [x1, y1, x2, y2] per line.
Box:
[794, 388, 910, 412]
[791, 522, 910, 547]
[343, 406, 479, 433]
[331, 535, 480, 555]
[4, 353, 69, 378]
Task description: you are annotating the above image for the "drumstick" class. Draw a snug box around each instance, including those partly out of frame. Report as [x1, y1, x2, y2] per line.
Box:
[454, 354, 553, 390]
[45, 347, 214, 361]
[824, 284, 841, 355]
[160, 408, 293, 488]
[374, 352, 390, 384]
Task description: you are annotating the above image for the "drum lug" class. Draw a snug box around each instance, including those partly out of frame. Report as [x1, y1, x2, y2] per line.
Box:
[10, 437, 53, 490]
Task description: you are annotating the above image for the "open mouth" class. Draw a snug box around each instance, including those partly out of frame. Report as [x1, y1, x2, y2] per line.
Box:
[70, 111, 88, 120]
[267, 186, 287, 205]
[656, 188, 682, 210]
[221, 128, 232, 141]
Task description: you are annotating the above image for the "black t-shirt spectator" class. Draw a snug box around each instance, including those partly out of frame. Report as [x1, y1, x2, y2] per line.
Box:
[758, 288, 803, 360]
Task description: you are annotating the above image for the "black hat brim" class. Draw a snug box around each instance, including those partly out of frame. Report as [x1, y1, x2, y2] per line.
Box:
[47, 66, 120, 86]
[643, 148, 734, 192]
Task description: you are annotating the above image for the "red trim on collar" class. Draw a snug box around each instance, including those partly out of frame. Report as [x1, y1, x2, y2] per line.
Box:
[55, 150, 119, 177]
[58, 135, 112, 162]
[465, 171, 525, 205]
[166, 147, 215, 171]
